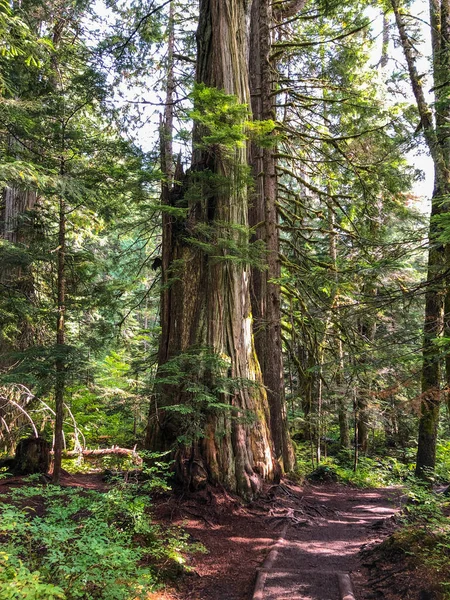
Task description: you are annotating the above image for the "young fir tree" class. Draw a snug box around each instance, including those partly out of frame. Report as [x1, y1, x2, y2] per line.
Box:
[0, 0, 156, 470]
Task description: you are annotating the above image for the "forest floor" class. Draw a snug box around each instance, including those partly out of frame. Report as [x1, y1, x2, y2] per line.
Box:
[150, 479, 405, 600]
[0, 472, 438, 600]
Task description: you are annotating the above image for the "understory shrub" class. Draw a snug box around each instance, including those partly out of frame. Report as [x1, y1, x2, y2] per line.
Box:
[294, 443, 413, 487]
[375, 484, 450, 599]
[0, 481, 197, 600]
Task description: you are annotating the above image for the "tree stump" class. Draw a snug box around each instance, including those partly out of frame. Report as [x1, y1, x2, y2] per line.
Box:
[13, 437, 50, 475]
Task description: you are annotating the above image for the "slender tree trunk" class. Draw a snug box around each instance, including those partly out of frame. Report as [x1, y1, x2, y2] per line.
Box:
[52, 187, 66, 485]
[416, 172, 447, 476]
[145, 1, 175, 447]
[356, 287, 377, 455]
[147, 0, 279, 499]
[328, 209, 349, 448]
[155, 0, 175, 367]
[380, 12, 390, 69]
[248, 0, 293, 472]
[336, 344, 350, 449]
[445, 277, 450, 417]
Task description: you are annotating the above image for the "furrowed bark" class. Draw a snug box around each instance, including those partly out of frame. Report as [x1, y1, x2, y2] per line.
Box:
[0, 187, 37, 358]
[328, 209, 349, 449]
[147, 0, 279, 499]
[52, 185, 66, 485]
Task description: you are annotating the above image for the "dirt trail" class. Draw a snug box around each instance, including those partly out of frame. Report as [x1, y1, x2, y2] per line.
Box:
[164, 481, 403, 600]
[255, 484, 401, 600]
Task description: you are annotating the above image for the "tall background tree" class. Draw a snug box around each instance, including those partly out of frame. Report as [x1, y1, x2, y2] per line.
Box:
[390, 0, 450, 478]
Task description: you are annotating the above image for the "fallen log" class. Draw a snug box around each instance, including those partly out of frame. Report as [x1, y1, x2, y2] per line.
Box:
[62, 447, 142, 463]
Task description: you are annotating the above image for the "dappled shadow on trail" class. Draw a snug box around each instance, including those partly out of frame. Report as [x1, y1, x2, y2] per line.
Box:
[152, 482, 402, 600]
[0, 473, 402, 600]
[262, 484, 401, 600]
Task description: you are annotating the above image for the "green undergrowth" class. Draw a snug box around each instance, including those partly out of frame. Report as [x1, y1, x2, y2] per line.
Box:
[373, 484, 450, 599]
[294, 442, 414, 487]
[0, 477, 204, 600]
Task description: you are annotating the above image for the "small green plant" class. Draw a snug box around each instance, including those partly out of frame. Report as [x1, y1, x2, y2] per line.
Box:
[139, 450, 173, 492]
[377, 484, 450, 599]
[436, 440, 450, 482]
[294, 442, 412, 488]
[0, 552, 65, 600]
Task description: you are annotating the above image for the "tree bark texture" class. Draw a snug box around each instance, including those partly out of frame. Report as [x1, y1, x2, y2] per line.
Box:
[1, 187, 37, 244]
[328, 210, 350, 449]
[12, 437, 50, 475]
[147, 0, 279, 499]
[248, 0, 294, 472]
[356, 287, 377, 455]
[157, 0, 175, 369]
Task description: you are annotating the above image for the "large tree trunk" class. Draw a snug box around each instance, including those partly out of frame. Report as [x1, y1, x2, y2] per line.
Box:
[248, 0, 294, 472]
[147, 0, 279, 499]
[1, 187, 37, 244]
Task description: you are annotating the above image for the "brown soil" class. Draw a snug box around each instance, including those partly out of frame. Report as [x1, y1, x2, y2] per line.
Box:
[0, 472, 435, 600]
[360, 524, 444, 600]
[152, 481, 404, 600]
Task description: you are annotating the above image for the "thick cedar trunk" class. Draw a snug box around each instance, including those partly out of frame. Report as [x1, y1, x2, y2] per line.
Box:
[392, 0, 450, 477]
[1, 187, 37, 244]
[147, 0, 278, 498]
[248, 0, 293, 472]
[272, 0, 308, 22]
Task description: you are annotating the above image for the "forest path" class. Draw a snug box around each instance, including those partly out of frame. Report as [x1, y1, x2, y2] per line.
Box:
[255, 484, 402, 600]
